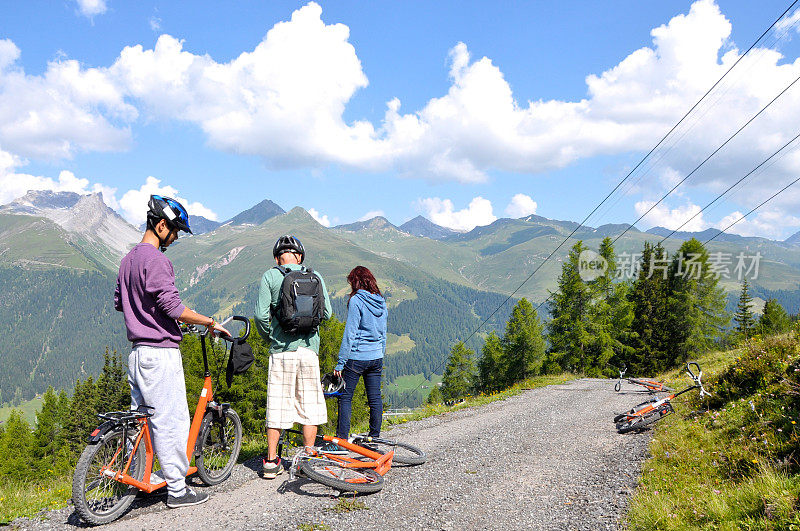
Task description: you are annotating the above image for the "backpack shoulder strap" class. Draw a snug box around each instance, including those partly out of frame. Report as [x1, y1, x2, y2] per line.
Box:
[274, 265, 289, 276]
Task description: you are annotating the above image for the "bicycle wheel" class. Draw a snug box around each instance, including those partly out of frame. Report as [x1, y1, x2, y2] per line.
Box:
[196, 409, 242, 485]
[614, 381, 621, 392]
[299, 458, 384, 493]
[616, 403, 673, 434]
[72, 428, 145, 525]
[356, 438, 426, 466]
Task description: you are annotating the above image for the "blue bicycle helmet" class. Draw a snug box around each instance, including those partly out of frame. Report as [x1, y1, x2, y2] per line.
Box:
[321, 372, 345, 398]
[147, 194, 192, 234]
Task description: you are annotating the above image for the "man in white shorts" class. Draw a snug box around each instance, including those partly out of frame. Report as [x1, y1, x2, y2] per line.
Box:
[254, 235, 332, 478]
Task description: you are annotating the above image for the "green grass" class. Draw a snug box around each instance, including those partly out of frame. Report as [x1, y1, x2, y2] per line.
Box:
[388, 373, 442, 392]
[0, 397, 42, 426]
[386, 333, 415, 355]
[625, 334, 800, 530]
[0, 476, 72, 525]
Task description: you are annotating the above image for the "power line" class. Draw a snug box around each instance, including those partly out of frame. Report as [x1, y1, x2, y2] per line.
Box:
[704, 175, 800, 244]
[657, 130, 800, 243]
[391, 1, 800, 409]
[611, 71, 800, 246]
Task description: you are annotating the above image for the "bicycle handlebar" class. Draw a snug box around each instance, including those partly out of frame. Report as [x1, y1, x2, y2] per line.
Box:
[181, 315, 251, 342]
[685, 362, 711, 397]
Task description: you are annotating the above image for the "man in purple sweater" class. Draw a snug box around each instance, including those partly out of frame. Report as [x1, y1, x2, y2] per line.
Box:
[114, 195, 228, 508]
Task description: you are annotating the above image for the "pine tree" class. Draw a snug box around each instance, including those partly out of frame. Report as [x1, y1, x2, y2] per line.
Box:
[33, 387, 69, 475]
[96, 348, 129, 413]
[587, 237, 634, 377]
[666, 238, 728, 367]
[758, 298, 791, 336]
[0, 410, 33, 480]
[735, 279, 755, 340]
[440, 342, 476, 401]
[477, 331, 504, 393]
[547, 241, 593, 373]
[63, 377, 99, 457]
[425, 385, 443, 405]
[502, 298, 546, 384]
[628, 242, 671, 374]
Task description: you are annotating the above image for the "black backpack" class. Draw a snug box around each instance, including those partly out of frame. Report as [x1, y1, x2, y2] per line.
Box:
[273, 265, 325, 335]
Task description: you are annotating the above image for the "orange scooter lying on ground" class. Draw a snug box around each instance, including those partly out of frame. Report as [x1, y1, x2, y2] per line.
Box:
[614, 362, 710, 434]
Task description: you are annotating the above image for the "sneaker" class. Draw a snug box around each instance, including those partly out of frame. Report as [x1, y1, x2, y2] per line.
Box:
[261, 457, 283, 479]
[166, 488, 209, 508]
[319, 442, 348, 455]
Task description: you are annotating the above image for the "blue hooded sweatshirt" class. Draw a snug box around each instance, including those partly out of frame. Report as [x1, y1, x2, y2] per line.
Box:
[335, 289, 387, 371]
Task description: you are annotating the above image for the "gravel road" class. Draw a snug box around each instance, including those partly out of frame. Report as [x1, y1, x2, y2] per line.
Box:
[13, 378, 654, 530]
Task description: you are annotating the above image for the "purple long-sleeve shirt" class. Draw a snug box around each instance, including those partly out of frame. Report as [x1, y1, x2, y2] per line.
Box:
[114, 243, 186, 348]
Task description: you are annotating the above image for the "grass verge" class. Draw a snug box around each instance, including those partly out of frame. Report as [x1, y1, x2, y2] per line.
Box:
[0, 476, 72, 525]
[625, 334, 800, 530]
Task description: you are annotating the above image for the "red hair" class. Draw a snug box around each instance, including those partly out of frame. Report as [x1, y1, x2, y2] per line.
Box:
[347, 266, 381, 300]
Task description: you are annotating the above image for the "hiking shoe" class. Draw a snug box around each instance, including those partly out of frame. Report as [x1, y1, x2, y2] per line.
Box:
[166, 488, 209, 508]
[261, 457, 283, 479]
[319, 442, 348, 455]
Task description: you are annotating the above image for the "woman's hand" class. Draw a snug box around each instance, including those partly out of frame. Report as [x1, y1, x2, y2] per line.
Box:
[334, 370, 341, 378]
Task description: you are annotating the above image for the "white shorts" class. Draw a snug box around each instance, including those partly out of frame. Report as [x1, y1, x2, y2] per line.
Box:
[266, 347, 327, 429]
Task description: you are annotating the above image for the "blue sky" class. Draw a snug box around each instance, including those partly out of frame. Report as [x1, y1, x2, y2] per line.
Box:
[3, 0, 800, 238]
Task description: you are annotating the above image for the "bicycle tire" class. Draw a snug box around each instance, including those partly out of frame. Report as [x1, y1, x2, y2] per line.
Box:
[299, 458, 384, 493]
[196, 409, 242, 485]
[614, 382, 621, 392]
[72, 428, 145, 525]
[616, 403, 673, 434]
[354, 438, 426, 466]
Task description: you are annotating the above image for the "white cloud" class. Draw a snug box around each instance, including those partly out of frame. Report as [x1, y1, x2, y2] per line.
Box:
[0, 147, 119, 208]
[716, 209, 800, 239]
[75, 0, 107, 18]
[149, 16, 162, 32]
[634, 200, 707, 232]
[417, 196, 496, 231]
[774, 9, 800, 35]
[358, 210, 384, 221]
[308, 207, 331, 227]
[118, 176, 218, 226]
[0, 38, 134, 160]
[505, 194, 538, 217]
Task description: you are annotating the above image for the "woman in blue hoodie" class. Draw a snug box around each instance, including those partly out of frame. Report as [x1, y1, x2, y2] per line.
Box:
[333, 266, 387, 440]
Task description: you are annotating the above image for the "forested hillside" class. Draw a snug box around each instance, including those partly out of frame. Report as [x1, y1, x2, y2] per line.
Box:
[0, 267, 127, 404]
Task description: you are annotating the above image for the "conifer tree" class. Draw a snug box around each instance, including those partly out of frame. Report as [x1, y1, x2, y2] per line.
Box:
[33, 387, 69, 474]
[63, 377, 99, 457]
[628, 242, 671, 374]
[425, 385, 443, 405]
[0, 410, 33, 479]
[666, 238, 728, 366]
[440, 342, 476, 400]
[735, 278, 755, 339]
[587, 237, 634, 377]
[477, 331, 504, 393]
[547, 241, 592, 373]
[502, 298, 546, 384]
[758, 298, 791, 336]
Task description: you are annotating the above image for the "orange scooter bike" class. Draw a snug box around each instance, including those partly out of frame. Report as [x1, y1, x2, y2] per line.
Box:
[614, 362, 710, 434]
[71, 316, 250, 525]
[614, 365, 673, 393]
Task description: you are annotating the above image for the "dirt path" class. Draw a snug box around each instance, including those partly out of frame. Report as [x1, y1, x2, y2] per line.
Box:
[14, 378, 653, 530]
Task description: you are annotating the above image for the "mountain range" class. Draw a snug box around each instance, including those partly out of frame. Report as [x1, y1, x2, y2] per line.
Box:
[3, 190, 800, 404]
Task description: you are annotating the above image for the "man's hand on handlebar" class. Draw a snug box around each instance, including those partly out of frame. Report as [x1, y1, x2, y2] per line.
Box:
[208, 319, 231, 338]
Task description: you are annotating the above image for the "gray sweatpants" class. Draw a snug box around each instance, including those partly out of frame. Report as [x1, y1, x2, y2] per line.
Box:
[128, 345, 190, 497]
